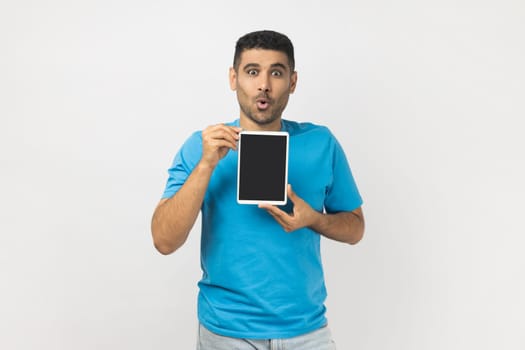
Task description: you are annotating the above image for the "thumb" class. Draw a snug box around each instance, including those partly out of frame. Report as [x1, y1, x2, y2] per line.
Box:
[287, 184, 298, 203]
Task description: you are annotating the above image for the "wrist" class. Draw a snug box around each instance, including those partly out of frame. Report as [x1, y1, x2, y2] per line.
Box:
[308, 210, 326, 231]
[196, 159, 217, 172]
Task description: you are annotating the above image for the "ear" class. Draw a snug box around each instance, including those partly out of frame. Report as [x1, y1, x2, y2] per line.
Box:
[289, 71, 298, 94]
[229, 67, 237, 91]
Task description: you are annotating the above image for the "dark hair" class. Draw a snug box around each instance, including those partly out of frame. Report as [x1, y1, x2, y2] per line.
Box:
[233, 30, 295, 71]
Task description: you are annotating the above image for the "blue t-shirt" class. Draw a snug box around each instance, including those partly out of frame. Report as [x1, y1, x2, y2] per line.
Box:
[162, 119, 362, 339]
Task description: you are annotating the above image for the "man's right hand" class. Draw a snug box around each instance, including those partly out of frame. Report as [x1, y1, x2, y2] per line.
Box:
[200, 124, 242, 169]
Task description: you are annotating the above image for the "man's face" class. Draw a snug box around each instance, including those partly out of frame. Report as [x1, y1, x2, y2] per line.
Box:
[230, 49, 297, 130]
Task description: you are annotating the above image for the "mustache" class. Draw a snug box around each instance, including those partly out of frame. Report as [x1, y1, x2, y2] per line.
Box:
[256, 93, 272, 101]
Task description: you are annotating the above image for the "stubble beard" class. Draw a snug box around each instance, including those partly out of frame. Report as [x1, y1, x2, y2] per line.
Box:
[238, 93, 290, 127]
[240, 104, 280, 126]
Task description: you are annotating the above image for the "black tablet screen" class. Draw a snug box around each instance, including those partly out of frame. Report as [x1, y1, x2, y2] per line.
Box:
[238, 133, 288, 203]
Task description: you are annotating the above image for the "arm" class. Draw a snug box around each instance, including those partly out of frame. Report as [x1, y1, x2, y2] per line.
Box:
[151, 124, 241, 255]
[259, 184, 365, 244]
[309, 207, 364, 244]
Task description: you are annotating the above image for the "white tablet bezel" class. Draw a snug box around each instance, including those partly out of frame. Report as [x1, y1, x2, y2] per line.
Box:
[236, 131, 289, 205]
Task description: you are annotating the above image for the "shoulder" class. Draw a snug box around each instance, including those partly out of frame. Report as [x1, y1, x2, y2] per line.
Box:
[283, 119, 336, 144]
[283, 119, 332, 136]
[179, 130, 202, 154]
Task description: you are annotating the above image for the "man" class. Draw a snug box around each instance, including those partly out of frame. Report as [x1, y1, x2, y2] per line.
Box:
[151, 30, 364, 350]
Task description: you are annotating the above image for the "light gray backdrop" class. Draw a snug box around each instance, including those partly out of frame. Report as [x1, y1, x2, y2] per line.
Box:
[1, 0, 524, 349]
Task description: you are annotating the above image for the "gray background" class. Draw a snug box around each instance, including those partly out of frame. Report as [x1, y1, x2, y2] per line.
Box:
[1, 0, 524, 349]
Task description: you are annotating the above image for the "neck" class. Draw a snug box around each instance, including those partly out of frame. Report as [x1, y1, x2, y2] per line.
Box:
[239, 116, 282, 131]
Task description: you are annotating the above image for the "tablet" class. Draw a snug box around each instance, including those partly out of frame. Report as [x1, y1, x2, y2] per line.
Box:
[237, 131, 289, 205]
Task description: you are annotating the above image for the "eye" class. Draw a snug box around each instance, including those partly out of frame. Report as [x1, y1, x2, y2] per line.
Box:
[271, 70, 283, 77]
[247, 69, 258, 76]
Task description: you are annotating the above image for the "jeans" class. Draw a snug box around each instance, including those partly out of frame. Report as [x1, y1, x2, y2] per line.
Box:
[197, 323, 337, 350]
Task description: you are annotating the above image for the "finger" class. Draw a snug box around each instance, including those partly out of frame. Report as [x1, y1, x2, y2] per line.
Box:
[206, 123, 241, 132]
[204, 124, 241, 141]
[217, 127, 242, 149]
[210, 124, 242, 141]
[261, 208, 292, 231]
[259, 205, 296, 231]
[210, 139, 238, 151]
[286, 184, 299, 204]
[204, 129, 239, 150]
[203, 137, 237, 153]
[205, 127, 237, 142]
[259, 204, 288, 219]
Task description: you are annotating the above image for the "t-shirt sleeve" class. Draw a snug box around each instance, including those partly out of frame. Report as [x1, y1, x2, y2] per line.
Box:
[161, 131, 203, 199]
[324, 133, 363, 213]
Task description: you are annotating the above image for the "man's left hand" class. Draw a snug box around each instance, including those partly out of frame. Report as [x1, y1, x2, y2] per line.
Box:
[258, 184, 320, 232]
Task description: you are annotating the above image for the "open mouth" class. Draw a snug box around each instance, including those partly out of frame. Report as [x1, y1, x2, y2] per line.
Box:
[256, 98, 270, 110]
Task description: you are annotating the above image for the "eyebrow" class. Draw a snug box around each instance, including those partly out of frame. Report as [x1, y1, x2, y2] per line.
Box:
[242, 62, 289, 71]
[270, 63, 288, 71]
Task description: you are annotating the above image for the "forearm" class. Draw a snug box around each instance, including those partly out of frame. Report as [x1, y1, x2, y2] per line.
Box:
[309, 208, 365, 244]
[151, 163, 214, 254]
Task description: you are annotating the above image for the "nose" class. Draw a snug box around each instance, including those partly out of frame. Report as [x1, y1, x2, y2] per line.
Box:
[258, 74, 271, 93]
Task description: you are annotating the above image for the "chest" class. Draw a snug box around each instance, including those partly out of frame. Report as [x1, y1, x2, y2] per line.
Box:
[205, 135, 333, 212]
